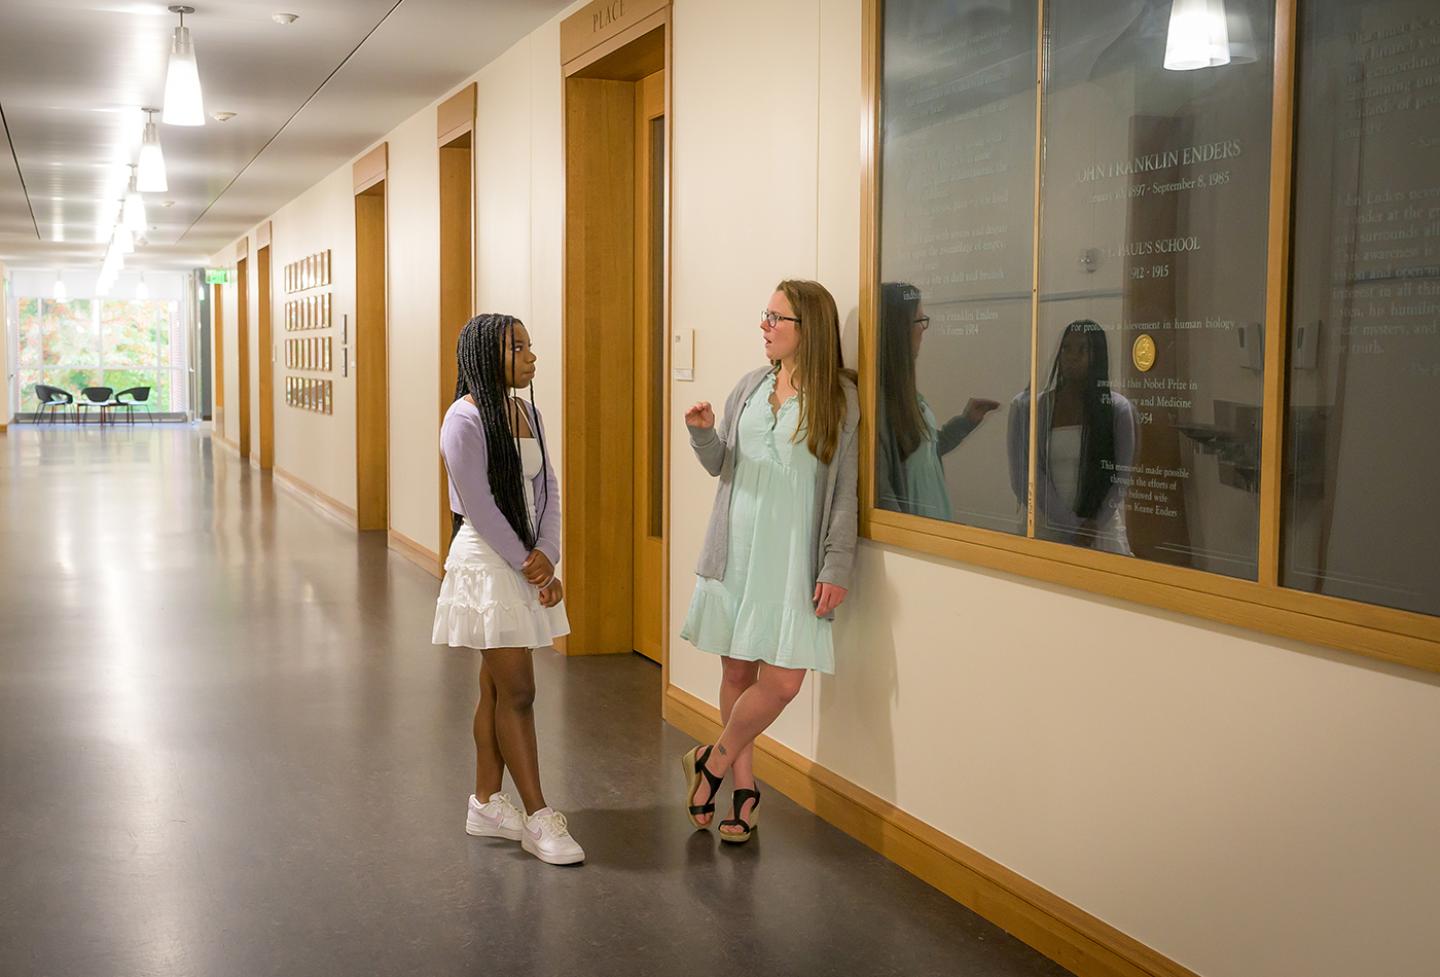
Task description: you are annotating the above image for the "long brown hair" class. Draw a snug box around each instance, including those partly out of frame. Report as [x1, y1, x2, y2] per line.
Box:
[879, 282, 926, 461]
[776, 279, 853, 465]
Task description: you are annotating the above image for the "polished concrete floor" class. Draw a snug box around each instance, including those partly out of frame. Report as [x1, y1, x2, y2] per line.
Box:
[0, 423, 1072, 977]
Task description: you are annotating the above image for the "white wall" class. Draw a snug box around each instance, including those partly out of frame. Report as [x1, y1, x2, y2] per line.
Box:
[383, 107, 441, 543]
[0, 261, 11, 424]
[667, 5, 1440, 977]
[201, 2, 1440, 975]
[263, 166, 359, 503]
[219, 268, 239, 444]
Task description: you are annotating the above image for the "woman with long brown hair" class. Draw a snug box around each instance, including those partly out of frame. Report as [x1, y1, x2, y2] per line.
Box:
[678, 279, 859, 843]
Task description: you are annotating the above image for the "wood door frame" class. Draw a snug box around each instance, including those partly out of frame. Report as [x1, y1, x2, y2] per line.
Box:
[257, 238, 274, 470]
[236, 245, 251, 460]
[631, 68, 666, 664]
[437, 85, 476, 561]
[560, 7, 672, 670]
[354, 144, 390, 533]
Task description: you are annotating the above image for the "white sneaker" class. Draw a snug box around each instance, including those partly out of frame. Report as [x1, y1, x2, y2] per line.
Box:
[466, 792, 524, 841]
[521, 808, 585, 865]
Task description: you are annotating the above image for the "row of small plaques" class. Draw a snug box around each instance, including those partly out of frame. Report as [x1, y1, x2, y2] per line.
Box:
[285, 293, 331, 331]
[286, 377, 333, 414]
[285, 250, 331, 294]
[286, 337, 332, 372]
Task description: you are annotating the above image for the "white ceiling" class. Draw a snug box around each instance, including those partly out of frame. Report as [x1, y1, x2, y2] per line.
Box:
[0, 0, 573, 271]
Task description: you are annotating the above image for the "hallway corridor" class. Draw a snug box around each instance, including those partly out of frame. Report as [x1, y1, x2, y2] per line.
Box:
[0, 425, 1070, 977]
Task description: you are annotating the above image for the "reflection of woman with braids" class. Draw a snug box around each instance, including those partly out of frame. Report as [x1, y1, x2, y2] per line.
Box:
[432, 314, 584, 866]
[876, 283, 999, 519]
[1006, 319, 1137, 554]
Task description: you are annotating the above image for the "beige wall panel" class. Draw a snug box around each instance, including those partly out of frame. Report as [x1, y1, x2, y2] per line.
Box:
[259, 166, 359, 508]
[385, 108, 442, 551]
[669, 0, 822, 755]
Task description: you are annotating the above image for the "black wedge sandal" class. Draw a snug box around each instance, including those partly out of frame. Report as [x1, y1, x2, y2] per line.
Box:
[719, 788, 761, 844]
[682, 745, 724, 830]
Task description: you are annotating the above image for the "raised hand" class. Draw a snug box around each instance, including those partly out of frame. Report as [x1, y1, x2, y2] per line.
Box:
[685, 402, 715, 430]
[961, 398, 1002, 427]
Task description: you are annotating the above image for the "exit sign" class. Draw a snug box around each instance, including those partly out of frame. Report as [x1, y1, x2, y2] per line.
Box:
[205, 268, 232, 284]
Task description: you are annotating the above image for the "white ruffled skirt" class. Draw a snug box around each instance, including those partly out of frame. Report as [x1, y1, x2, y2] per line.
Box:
[432, 522, 570, 650]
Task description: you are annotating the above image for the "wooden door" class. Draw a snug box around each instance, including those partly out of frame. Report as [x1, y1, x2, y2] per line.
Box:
[237, 258, 250, 459]
[355, 182, 389, 532]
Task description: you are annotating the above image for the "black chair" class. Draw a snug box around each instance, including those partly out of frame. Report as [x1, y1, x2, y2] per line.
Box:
[78, 386, 117, 425]
[33, 384, 74, 424]
[114, 387, 153, 424]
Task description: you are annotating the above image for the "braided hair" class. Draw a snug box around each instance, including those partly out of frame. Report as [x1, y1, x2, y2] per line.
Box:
[451, 314, 551, 547]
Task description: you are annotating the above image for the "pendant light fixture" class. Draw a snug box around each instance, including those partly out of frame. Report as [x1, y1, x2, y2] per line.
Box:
[162, 6, 205, 126]
[123, 165, 147, 235]
[136, 275, 150, 301]
[1225, 6, 1258, 64]
[52, 273, 68, 302]
[1163, 0, 1231, 71]
[137, 108, 168, 192]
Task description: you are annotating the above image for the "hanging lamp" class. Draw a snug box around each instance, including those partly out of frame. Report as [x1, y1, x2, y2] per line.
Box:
[162, 6, 205, 126]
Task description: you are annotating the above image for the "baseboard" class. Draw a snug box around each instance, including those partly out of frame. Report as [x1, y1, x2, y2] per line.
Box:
[663, 686, 1197, 977]
[387, 529, 442, 579]
[271, 465, 358, 530]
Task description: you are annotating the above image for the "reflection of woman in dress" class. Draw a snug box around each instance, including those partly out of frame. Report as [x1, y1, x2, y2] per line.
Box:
[1006, 319, 1137, 553]
[679, 280, 859, 844]
[876, 282, 999, 520]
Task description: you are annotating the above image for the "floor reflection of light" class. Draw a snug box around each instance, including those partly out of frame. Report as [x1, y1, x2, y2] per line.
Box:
[81, 426, 193, 974]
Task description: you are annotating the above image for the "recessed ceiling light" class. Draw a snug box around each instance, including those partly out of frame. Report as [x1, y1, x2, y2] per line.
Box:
[272, 12, 299, 25]
[211, 111, 237, 122]
[162, 200, 176, 208]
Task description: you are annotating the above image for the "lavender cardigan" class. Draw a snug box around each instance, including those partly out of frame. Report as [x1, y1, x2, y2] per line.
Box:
[440, 398, 561, 570]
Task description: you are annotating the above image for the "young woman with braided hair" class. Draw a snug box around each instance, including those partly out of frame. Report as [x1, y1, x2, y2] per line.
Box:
[432, 313, 584, 866]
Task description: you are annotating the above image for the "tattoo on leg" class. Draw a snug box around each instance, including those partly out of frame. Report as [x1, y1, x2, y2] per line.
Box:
[717, 744, 728, 756]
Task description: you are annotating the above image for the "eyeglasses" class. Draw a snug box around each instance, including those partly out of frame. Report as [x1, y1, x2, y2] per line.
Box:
[913, 315, 930, 331]
[760, 310, 801, 328]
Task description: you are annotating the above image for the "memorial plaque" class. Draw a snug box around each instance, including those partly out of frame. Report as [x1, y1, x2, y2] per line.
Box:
[1283, 0, 1440, 615]
[876, 0, 1037, 531]
[1026, 0, 1274, 576]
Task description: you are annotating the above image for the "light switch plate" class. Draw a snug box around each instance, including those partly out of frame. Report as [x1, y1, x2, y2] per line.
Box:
[673, 328, 695, 382]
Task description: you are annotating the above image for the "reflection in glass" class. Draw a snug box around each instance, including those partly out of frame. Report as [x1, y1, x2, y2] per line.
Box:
[877, 283, 1000, 519]
[876, 0, 1036, 532]
[1037, 0, 1273, 578]
[1008, 320, 1138, 552]
[1283, 0, 1440, 616]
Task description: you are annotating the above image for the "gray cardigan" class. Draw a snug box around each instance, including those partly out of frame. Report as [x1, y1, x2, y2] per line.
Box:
[687, 366, 860, 619]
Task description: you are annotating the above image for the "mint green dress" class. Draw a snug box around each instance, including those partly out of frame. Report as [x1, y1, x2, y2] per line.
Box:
[901, 397, 953, 521]
[681, 372, 834, 674]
